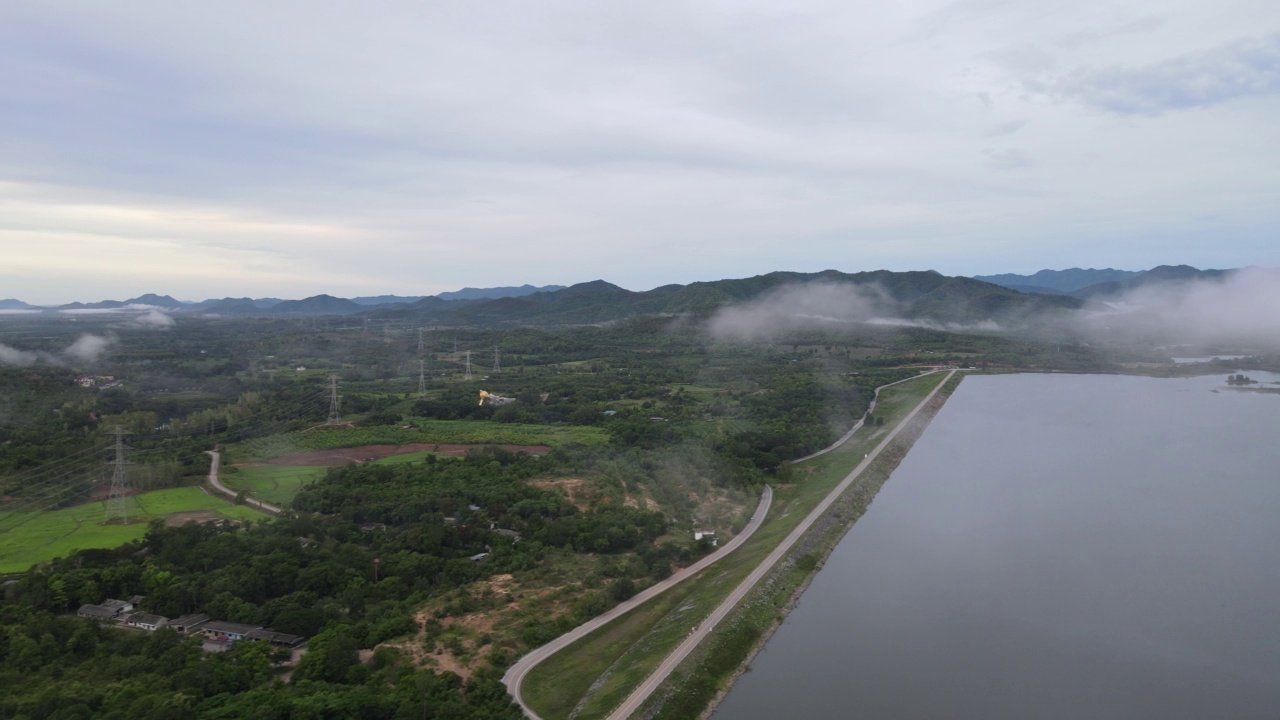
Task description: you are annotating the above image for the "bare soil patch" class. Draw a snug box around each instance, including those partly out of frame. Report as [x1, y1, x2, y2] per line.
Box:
[244, 443, 551, 467]
[530, 477, 594, 511]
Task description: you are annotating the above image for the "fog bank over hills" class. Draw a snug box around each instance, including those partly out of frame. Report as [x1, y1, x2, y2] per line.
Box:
[4, 265, 1277, 349]
[1071, 266, 1280, 348]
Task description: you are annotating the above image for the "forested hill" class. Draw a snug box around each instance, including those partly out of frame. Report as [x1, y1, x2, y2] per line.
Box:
[371, 269, 1083, 327]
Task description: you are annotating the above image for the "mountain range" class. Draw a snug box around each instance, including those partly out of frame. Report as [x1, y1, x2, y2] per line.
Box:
[3, 266, 1243, 328]
[972, 265, 1232, 298]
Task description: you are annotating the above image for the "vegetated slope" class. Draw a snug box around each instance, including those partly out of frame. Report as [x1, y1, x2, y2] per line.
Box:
[1070, 265, 1233, 299]
[375, 269, 1083, 327]
[974, 267, 1141, 292]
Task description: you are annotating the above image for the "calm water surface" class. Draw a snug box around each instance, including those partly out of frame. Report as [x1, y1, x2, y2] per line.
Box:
[715, 372, 1280, 720]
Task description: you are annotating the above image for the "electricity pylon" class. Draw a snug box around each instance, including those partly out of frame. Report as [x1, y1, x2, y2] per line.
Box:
[327, 375, 342, 424]
[104, 426, 132, 524]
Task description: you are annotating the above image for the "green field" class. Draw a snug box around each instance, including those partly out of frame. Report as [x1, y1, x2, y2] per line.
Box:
[521, 372, 948, 720]
[224, 465, 326, 506]
[0, 486, 269, 574]
[231, 419, 608, 462]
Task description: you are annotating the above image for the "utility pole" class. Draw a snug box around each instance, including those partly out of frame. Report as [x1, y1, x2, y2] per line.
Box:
[327, 375, 342, 424]
[104, 426, 132, 524]
[493, 346, 501, 373]
[464, 350, 473, 381]
[418, 358, 427, 398]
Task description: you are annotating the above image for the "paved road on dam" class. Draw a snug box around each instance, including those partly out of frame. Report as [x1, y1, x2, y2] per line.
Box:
[503, 485, 774, 719]
[603, 368, 956, 720]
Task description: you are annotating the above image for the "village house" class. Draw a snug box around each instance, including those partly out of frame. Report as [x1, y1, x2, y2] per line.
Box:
[169, 613, 210, 633]
[198, 621, 263, 642]
[76, 604, 120, 621]
[245, 629, 306, 648]
[124, 612, 169, 631]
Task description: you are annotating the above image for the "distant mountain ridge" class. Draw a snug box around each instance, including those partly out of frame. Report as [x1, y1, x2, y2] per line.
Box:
[973, 268, 1140, 293]
[371, 269, 1083, 327]
[8, 268, 1245, 326]
[436, 284, 565, 301]
[1069, 265, 1232, 299]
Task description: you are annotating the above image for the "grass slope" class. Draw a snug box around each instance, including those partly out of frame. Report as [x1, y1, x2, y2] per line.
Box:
[0, 486, 268, 573]
[223, 465, 326, 506]
[231, 419, 607, 462]
[521, 372, 947, 720]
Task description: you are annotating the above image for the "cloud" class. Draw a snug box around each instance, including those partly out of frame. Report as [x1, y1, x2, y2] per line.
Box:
[983, 119, 1028, 137]
[1049, 32, 1280, 115]
[0, 344, 38, 366]
[707, 282, 899, 341]
[63, 334, 114, 363]
[984, 147, 1032, 169]
[707, 281, 1011, 341]
[1059, 15, 1166, 50]
[131, 309, 175, 328]
[1074, 267, 1280, 347]
[0, 333, 116, 366]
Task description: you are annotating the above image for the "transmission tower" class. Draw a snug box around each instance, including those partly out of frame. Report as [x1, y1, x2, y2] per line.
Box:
[417, 328, 425, 353]
[383, 323, 392, 343]
[493, 346, 501, 372]
[418, 358, 427, 398]
[327, 375, 342, 424]
[104, 426, 132, 524]
[464, 350, 473, 381]
[363, 318, 370, 334]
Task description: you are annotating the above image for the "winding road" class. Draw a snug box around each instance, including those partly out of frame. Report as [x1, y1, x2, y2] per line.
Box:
[204, 450, 282, 515]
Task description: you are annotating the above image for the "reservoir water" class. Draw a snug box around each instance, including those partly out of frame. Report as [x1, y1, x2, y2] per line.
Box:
[714, 372, 1280, 720]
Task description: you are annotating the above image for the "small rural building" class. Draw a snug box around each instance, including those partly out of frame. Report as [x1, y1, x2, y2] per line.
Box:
[199, 621, 263, 642]
[469, 552, 489, 562]
[170, 613, 210, 633]
[100, 598, 135, 615]
[694, 530, 718, 547]
[245, 629, 306, 648]
[125, 613, 169, 631]
[77, 604, 120, 621]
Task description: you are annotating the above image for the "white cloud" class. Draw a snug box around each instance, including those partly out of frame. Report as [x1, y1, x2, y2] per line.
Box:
[1049, 32, 1280, 115]
[63, 334, 113, 363]
[132, 309, 175, 328]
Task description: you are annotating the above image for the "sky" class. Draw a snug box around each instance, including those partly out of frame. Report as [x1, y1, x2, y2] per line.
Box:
[1, 1, 1277, 304]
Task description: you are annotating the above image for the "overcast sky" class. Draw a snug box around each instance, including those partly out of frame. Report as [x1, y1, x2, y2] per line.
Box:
[1, 1, 1277, 304]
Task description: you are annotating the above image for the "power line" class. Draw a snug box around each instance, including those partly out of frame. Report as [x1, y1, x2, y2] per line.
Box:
[327, 375, 342, 424]
[104, 426, 133, 524]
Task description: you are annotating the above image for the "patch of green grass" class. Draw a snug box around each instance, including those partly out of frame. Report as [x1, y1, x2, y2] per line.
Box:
[224, 465, 325, 506]
[521, 372, 949, 720]
[0, 486, 268, 573]
[230, 419, 608, 462]
[370, 450, 463, 466]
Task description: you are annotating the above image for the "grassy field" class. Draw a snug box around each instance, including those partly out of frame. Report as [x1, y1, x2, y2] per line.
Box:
[521, 372, 948, 720]
[223, 465, 326, 506]
[231, 419, 608, 462]
[0, 486, 269, 574]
